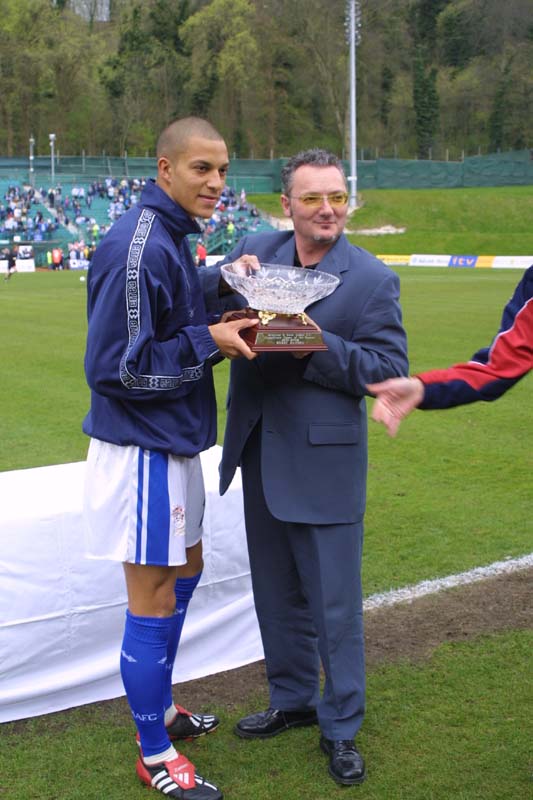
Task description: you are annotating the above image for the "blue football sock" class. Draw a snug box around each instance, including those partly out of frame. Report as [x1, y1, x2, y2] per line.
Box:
[120, 610, 173, 758]
[163, 571, 202, 712]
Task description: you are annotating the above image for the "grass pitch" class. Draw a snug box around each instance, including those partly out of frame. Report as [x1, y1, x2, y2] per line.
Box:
[1, 265, 530, 593]
[1, 186, 532, 799]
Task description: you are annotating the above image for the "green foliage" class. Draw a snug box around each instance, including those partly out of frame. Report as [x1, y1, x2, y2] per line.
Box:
[0, 0, 114, 156]
[98, 0, 191, 152]
[412, 49, 440, 158]
[379, 66, 394, 127]
[2, 0, 533, 158]
[179, 0, 259, 149]
[408, 0, 450, 55]
[437, 3, 473, 69]
[488, 64, 511, 152]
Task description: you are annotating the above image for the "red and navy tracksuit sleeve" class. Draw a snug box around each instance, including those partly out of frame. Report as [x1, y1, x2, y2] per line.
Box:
[418, 266, 533, 409]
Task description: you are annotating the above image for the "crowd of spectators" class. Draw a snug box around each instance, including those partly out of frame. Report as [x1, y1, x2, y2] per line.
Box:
[68, 177, 145, 225]
[195, 186, 263, 261]
[2, 177, 270, 269]
[0, 185, 59, 241]
[64, 180, 266, 259]
[46, 177, 147, 246]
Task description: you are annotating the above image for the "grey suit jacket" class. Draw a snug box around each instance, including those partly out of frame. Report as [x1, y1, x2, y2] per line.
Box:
[217, 231, 409, 525]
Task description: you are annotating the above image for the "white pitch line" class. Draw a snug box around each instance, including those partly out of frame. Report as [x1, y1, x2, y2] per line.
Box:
[363, 553, 533, 611]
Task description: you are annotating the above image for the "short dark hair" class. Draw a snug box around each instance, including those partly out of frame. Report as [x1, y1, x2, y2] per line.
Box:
[156, 117, 224, 159]
[281, 148, 346, 195]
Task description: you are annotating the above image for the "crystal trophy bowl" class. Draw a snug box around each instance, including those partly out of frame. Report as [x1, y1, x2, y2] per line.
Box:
[221, 262, 340, 352]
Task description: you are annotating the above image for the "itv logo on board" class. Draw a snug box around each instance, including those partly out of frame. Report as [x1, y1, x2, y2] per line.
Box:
[449, 255, 478, 267]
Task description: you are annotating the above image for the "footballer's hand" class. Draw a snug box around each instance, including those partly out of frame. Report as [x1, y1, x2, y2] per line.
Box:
[366, 377, 425, 437]
[209, 317, 259, 360]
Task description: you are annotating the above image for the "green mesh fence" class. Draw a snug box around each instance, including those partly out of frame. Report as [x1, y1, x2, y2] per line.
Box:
[2, 149, 533, 191]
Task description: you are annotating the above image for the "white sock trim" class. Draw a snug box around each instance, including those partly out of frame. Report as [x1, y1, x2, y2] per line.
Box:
[143, 744, 177, 766]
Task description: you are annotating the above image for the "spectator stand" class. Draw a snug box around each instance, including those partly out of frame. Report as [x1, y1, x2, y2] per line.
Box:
[190, 186, 276, 259]
[0, 179, 75, 268]
[64, 178, 276, 262]
[1, 173, 276, 268]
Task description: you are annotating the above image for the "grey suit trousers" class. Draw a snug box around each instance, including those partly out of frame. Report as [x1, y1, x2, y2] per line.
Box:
[240, 424, 366, 740]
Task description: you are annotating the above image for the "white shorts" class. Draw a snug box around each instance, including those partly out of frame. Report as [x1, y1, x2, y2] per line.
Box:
[83, 439, 205, 566]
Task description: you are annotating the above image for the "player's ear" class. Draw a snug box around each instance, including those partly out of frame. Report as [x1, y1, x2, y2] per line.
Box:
[157, 156, 172, 186]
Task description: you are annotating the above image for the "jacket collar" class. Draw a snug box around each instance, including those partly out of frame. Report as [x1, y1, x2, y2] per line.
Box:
[140, 179, 201, 240]
[272, 232, 349, 281]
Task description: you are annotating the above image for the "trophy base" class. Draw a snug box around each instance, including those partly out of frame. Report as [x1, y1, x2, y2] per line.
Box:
[225, 308, 327, 352]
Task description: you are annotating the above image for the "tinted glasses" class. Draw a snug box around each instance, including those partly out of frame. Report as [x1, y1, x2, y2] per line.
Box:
[290, 191, 349, 207]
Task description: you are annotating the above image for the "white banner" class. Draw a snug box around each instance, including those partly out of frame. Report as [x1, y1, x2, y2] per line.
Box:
[491, 256, 533, 270]
[15, 258, 35, 272]
[409, 254, 451, 267]
[0, 446, 263, 722]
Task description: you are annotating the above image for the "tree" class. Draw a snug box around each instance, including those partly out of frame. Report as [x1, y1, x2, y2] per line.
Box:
[380, 66, 394, 127]
[179, 0, 259, 154]
[488, 62, 512, 152]
[408, 0, 450, 57]
[99, 0, 193, 154]
[1, 0, 533, 159]
[437, 3, 474, 69]
[0, 0, 108, 156]
[412, 48, 439, 158]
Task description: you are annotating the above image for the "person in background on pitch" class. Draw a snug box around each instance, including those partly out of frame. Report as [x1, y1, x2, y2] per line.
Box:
[4, 244, 17, 281]
[368, 265, 533, 434]
[217, 148, 409, 786]
[83, 116, 258, 800]
[196, 239, 207, 267]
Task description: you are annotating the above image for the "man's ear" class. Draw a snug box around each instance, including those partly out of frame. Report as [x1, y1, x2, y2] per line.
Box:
[280, 194, 292, 218]
[157, 156, 171, 186]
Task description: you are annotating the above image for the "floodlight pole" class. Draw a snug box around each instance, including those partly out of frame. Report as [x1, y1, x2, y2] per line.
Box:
[49, 133, 56, 184]
[29, 135, 35, 188]
[347, 0, 361, 210]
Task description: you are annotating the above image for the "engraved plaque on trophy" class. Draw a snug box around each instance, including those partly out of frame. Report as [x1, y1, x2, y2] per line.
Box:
[220, 262, 340, 352]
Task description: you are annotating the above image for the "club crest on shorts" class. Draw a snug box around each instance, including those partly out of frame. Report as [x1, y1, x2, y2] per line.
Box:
[172, 505, 186, 534]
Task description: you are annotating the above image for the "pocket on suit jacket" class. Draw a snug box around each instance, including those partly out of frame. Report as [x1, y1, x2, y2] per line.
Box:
[308, 422, 359, 445]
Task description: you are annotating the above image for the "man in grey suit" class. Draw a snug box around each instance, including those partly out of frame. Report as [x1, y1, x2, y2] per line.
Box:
[218, 149, 409, 785]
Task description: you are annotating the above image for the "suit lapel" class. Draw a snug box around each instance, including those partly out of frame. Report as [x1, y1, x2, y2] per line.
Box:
[314, 235, 350, 282]
[267, 233, 350, 279]
[270, 237, 297, 266]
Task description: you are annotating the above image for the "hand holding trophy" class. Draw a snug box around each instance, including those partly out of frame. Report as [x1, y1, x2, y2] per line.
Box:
[221, 261, 339, 352]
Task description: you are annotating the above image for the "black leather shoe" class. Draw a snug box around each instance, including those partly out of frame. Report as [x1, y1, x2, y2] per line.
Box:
[320, 736, 366, 785]
[234, 708, 318, 739]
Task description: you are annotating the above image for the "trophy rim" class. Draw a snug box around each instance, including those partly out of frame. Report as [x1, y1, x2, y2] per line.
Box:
[221, 261, 339, 285]
[220, 262, 340, 314]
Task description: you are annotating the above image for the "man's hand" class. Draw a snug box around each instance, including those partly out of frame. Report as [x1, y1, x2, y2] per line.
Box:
[291, 314, 319, 358]
[230, 254, 261, 276]
[209, 316, 259, 360]
[219, 255, 260, 296]
[366, 377, 425, 437]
